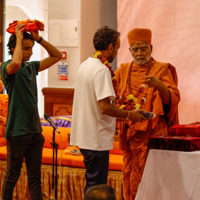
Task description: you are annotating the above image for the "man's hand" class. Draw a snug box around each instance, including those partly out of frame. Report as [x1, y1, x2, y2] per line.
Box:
[30, 30, 40, 42]
[15, 24, 25, 41]
[128, 109, 148, 122]
[145, 75, 162, 89]
[145, 75, 171, 104]
[6, 24, 25, 75]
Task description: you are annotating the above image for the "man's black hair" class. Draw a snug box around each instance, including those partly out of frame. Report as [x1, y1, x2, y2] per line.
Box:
[93, 26, 120, 51]
[84, 184, 116, 200]
[7, 32, 34, 56]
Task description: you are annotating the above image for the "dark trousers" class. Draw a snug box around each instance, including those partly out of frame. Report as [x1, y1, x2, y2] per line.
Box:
[2, 133, 45, 200]
[80, 149, 109, 194]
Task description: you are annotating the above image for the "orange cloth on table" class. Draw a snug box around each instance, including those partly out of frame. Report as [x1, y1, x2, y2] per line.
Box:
[115, 58, 180, 200]
[0, 94, 8, 137]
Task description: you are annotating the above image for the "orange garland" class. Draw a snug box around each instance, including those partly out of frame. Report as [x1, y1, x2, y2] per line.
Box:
[94, 51, 118, 95]
[94, 51, 147, 111]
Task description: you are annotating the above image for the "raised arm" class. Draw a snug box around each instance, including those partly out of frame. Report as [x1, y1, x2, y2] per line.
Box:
[6, 24, 25, 75]
[31, 31, 63, 72]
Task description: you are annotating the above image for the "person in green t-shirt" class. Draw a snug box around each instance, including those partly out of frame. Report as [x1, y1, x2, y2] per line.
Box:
[1, 24, 62, 200]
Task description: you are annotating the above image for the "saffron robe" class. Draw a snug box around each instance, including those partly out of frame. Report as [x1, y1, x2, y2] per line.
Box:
[115, 58, 180, 200]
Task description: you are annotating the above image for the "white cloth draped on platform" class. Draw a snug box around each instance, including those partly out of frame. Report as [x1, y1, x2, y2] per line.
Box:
[135, 149, 200, 200]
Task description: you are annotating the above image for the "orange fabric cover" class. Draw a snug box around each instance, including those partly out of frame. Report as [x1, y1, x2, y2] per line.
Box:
[0, 126, 123, 171]
[110, 141, 123, 155]
[0, 145, 123, 170]
[40, 148, 123, 171]
[109, 154, 123, 171]
[0, 94, 8, 137]
[0, 137, 6, 147]
[0, 125, 5, 138]
[0, 146, 6, 160]
[0, 160, 124, 200]
[42, 126, 71, 149]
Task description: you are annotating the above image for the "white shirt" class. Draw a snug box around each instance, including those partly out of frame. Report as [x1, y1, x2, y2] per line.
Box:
[70, 57, 116, 150]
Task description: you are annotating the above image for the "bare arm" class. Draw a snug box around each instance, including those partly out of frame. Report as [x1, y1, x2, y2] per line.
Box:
[98, 97, 147, 122]
[6, 24, 25, 75]
[30, 31, 63, 72]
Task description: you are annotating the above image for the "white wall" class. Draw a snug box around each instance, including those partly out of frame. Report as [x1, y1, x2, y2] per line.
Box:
[81, 0, 117, 70]
[47, 0, 81, 89]
[47, 0, 117, 88]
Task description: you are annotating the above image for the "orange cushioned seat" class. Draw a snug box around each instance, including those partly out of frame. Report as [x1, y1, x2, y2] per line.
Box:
[0, 137, 6, 147]
[108, 154, 123, 171]
[110, 140, 123, 155]
[42, 148, 85, 168]
[42, 126, 71, 149]
[0, 126, 124, 171]
[0, 146, 7, 160]
[41, 148, 123, 170]
[0, 94, 8, 138]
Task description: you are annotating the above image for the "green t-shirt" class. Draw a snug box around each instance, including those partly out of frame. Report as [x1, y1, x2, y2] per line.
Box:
[1, 60, 42, 138]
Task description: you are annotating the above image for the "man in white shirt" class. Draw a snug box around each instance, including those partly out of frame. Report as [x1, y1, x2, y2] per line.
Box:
[70, 26, 147, 193]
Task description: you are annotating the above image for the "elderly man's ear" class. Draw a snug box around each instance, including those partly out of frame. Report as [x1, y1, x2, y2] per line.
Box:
[150, 45, 153, 52]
